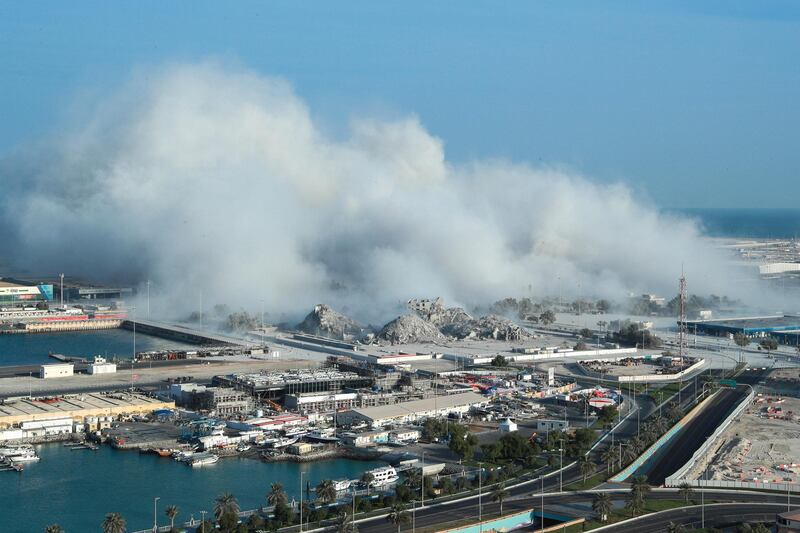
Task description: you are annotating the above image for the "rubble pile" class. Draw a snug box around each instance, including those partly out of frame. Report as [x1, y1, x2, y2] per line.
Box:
[441, 314, 531, 341]
[296, 304, 366, 340]
[376, 314, 445, 344]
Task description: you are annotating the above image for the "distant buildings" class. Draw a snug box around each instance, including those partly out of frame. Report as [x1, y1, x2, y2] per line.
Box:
[336, 391, 487, 427]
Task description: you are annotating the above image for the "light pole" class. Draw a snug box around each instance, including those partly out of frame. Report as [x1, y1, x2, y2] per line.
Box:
[421, 451, 426, 508]
[299, 471, 304, 533]
[153, 496, 160, 533]
[200, 510, 206, 533]
[146, 280, 151, 318]
[540, 471, 545, 533]
[558, 439, 564, 492]
[411, 499, 416, 533]
[60, 273, 64, 308]
[478, 462, 483, 531]
[28, 371, 32, 400]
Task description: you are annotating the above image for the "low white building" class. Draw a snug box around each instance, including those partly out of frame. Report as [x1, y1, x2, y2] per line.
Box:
[19, 417, 73, 438]
[88, 356, 117, 375]
[39, 363, 74, 379]
[337, 392, 487, 427]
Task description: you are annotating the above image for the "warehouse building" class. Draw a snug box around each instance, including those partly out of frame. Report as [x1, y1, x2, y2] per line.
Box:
[0, 392, 174, 428]
[682, 315, 800, 343]
[336, 391, 487, 427]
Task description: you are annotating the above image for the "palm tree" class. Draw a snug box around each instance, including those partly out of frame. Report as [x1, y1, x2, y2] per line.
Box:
[490, 483, 510, 515]
[385, 503, 409, 533]
[625, 493, 645, 517]
[165, 505, 178, 530]
[267, 482, 288, 506]
[334, 510, 357, 533]
[678, 482, 694, 504]
[578, 457, 594, 483]
[591, 493, 612, 523]
[403, 469, 422, 496]
[44, 526, 64, 533]
[601, 447, 616, 473]
[214, 492, 240, 520]
[666, 522, 685, 533]
[667, 403, 683, 422]
[361, 471, 375, 495]
[627, 475, 651, 515]
[316, 479, 338, 503]
[101, 512, 127, 533]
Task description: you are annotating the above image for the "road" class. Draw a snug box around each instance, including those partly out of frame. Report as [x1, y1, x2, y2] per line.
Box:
[641, 386, 748, 484]
[355, 489, 792, 533]
[597, 502, 787, 532]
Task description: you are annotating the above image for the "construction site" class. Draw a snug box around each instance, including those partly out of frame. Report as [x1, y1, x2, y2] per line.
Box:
[686, 395, 800, 486]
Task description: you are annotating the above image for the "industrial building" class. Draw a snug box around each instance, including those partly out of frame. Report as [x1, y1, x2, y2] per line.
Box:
[0, 392, 175, 428]
[169, 384, 252, 416]
[213, 369, 372, 400]
[336, 391, 487, 427]
[87, 356, 117, 375]
[283, 389, 427, 414]
[0, 278, 53, 309]
[683, 315, 800, 342]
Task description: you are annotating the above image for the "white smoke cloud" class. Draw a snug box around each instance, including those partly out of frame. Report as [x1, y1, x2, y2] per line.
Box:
[0, 61, 740, 322]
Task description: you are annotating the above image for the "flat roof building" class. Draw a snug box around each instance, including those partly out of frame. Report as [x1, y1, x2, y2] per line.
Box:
[337, 391, 487, 427]
[683, 315, 800, 342]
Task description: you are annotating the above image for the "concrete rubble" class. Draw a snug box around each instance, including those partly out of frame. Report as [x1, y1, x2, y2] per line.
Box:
[296, 304, 366, 340]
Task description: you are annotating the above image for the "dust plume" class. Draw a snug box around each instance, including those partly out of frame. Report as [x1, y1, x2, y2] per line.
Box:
[0, 61, 741, 322]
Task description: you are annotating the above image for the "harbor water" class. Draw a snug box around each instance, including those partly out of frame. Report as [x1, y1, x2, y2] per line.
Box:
[3, 442, 383, 532]
[0, 328, 195, 366]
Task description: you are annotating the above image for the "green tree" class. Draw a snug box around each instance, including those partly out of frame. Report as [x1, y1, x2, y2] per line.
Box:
[760, 338, 778, 355]
[385, 503, 410, 533]
[678, 482, 694, 504]
[579, 328, 592, 339]
[101, 512, 127, 533]
[44, 526, 65, 533]
[626, 475, 651, 515]
[218, 509, 239, 532]
[267, 482, 288, 506]
[316, 479, 338, 503]
[591, 493, 612, 522]
[578, 457, 595, 483]
[165, 505, 178, 531]
[334, 510, 357, 533]
[733, 333, 750, 348]
[273, 500, 294, 526]
[601, 446, 616, 473]
[490, 483, 510, 515]
[361, 471, 375, 488]
[448, 425, 478, 460]
[539, 310, 556, 326]
[214, 493, 240, 520]
[246, 514, 265, 531]
[491, 355, 508, 367]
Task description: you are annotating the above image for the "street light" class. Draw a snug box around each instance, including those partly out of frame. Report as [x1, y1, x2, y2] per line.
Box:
[411, 499, 416, 533]
[153, 496, 160, 533]
[299, 471, 304, 533]
[200, 510, 206, 533]
[558, 439, 564, 492]
[420, 451, 426, 508]
[478, 462, 483, 532]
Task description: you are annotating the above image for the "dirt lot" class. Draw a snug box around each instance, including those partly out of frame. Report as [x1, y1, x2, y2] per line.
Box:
[686, 395, 800, 484]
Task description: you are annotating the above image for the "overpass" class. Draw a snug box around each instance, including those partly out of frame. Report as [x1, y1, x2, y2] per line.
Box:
[120, 319, 252, 346]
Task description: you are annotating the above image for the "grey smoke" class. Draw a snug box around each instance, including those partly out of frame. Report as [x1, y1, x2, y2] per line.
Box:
[0, 61, 742, 322]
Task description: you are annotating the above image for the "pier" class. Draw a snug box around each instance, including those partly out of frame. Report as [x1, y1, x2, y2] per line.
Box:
[120, 319, 251, 347]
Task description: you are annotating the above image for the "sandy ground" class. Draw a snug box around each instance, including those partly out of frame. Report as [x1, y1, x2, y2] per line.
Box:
[0, 357, 319, 397]
[686, 396, 800, 484]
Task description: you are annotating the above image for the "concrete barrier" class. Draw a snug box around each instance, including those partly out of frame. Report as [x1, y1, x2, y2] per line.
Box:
[665, 387, 755, 487]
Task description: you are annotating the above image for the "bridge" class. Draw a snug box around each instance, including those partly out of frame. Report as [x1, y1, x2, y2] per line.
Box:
[121, 319, 252, 347]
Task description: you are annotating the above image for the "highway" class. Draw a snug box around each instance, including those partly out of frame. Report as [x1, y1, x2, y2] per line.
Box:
[597, 502, 787, 532]
[640, 386, 748, 484]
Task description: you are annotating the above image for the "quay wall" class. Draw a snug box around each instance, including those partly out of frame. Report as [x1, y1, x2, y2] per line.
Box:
[0, 319, 122, 334]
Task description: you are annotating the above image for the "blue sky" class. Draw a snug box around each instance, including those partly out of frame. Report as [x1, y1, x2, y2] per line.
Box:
[1, 1, 798, 207]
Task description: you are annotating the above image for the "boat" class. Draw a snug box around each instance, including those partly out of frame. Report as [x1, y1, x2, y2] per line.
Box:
[0, 445, 33, 456]
[4, 448, 40, 463]
[333, 479, 352, 492]
[190, 453, 220, 467]
[173, 451, 195, 462]
[367, 466, 399, 487]
[236, 442, 251, 452]
[270, 437, 298, 448]
[283, 426, 307, 437]
[306, 428, 339, 443]
[155, 448, 173, 457]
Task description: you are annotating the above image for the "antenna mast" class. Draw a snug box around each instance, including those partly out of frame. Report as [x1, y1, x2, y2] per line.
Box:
[678, 272, 688, 368]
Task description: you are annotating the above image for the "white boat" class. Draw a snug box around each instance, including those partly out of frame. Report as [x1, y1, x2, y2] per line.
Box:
[190, 453, 219, 467]
[270, 437, 298, 448]
[306, 429, 339, 443]
[0, 445, 33, 456]
[367, 466, 399, 487]
[333, 479, 352, 492]
[4, 448, 40, 463]
[283, 426, 307, 437]
[236, 442, 251, 452]
[174, 451, 195, 462]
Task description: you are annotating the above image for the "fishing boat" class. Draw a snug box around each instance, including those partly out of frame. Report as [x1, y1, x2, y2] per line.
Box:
[333, 479, 352, 492]
[270, 436, 298, 448]
[236, 442, 251, 452]
[3, 448, 40, 463]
